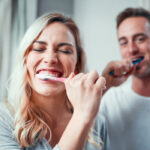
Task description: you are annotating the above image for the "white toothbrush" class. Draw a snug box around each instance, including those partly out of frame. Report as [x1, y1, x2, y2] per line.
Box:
[36, 74, 66, 83]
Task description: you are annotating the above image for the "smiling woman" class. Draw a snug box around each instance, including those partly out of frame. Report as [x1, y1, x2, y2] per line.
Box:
[0, 13, 107, 150]
[27, 22, 78, 97]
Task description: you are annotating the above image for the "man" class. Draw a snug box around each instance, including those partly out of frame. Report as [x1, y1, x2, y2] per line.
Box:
[101, 7, 150, 150]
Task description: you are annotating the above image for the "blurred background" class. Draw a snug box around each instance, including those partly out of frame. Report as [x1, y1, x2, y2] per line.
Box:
[0, 0, 149, 100]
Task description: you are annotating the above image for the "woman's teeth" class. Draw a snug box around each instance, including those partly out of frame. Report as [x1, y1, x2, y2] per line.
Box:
[38, 72, 60, 77]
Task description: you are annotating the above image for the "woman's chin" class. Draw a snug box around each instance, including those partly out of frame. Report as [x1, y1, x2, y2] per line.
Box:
[36, 88, 65, 97]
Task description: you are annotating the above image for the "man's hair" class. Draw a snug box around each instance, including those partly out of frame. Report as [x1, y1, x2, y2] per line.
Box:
[117, 7, 150, 28]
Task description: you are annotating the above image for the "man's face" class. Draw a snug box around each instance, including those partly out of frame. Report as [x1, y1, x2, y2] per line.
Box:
[118, 17, 150, 78]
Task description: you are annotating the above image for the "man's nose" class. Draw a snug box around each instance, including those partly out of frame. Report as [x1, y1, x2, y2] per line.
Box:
[128, 41, 139, 55]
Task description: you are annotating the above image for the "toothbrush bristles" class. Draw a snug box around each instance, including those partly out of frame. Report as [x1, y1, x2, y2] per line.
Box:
[36, 74, 65, 83]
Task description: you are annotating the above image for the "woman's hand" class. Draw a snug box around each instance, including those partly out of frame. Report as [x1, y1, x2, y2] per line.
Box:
[58, 70, 105, 150]
[65, 70, 106, 123]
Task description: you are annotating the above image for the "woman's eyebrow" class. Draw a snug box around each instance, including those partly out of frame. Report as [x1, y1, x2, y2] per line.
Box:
[33, 41, 47, 45]
[57, 43, 73, 47]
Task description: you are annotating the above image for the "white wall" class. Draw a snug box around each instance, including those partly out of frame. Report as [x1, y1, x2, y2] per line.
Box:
[38, 0, 73, 17]
[73, 0, 140, 74]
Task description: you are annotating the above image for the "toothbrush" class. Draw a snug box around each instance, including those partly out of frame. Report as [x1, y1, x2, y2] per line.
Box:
[109, 56, 144, 76]
[36, 74, 106, 90]
[132, 56, 144, 65]
[36, 74, 66, 83]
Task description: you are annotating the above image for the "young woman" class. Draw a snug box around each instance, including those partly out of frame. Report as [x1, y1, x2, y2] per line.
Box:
[0, 13, 107, 150]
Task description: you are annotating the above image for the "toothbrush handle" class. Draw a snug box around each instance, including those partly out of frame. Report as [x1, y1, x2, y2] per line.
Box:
[56, 77, 66, 83]
[109, 70, 114, 76]
[109, 58, 143, 76]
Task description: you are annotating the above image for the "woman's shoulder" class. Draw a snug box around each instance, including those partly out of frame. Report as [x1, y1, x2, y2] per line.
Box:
[0, 101, 21, 149]
[0, 100, 14, 127]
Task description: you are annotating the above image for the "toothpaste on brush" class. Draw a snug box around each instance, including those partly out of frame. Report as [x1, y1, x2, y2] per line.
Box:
[36, 74, 66, 83]
[109, 56, 144, 76]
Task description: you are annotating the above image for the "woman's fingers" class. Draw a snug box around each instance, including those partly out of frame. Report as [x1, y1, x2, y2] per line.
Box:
[95, 76, 106, 90]
[68, 70, 106, 89]
[86, 70, 99, 85]
[65, 70, 106, 120]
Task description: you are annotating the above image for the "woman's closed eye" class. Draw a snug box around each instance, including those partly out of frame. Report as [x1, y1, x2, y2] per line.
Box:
[58, 49, 72, 54]
[32, 48, 45, 52]
[32, 41, 47, 52]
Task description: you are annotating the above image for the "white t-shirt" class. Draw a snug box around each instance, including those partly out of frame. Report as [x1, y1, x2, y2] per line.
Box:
[100, 82, 150, 150]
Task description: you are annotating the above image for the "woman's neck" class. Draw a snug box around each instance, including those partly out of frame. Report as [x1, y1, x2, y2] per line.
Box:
[31, 91, 72, 121]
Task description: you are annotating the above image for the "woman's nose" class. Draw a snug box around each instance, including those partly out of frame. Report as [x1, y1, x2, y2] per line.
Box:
[43, 51, 58, 64]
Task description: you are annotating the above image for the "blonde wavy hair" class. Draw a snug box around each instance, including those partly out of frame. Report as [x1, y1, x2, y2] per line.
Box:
[7, 13, 102, 149]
